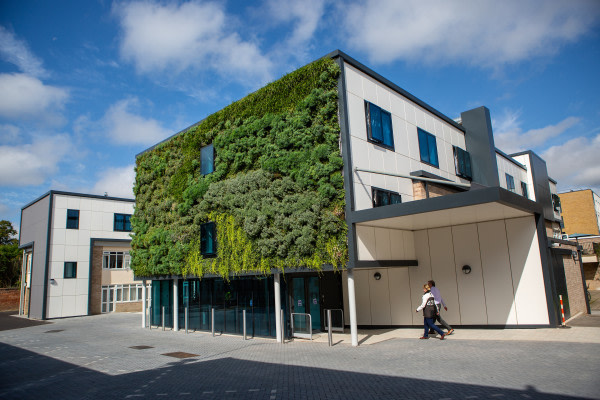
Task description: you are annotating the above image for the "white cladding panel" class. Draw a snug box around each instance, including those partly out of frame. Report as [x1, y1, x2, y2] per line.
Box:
[356, 226, 416, 261]
[368, 269, 392, 325]
[349, 219, 548, 326]
[505, 217, 549, 324]
[452, 224, 488, 324]
[344, 62, 468, 211]
[428, 227, 460, 324]
[496, 153, 528, 196]
[388, 268, 414, 325]
[478, 220, 518, 324]
[409, 230, 432, 324]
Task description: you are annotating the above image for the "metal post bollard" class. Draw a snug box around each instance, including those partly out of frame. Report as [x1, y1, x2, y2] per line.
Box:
[185, 307, 188, 334]
[211, 308, 215, 337]
[149, 306, 152, 330]
[243, 309, 247, 340]
[327, 309, 333, 347]
[162, 306, 165, 331]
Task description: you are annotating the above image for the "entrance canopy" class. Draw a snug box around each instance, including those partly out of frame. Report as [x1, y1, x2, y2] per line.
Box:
[349, 186, 541, 231]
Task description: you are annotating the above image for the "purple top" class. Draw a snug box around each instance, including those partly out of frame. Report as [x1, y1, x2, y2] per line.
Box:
[430, 286, 446, 308]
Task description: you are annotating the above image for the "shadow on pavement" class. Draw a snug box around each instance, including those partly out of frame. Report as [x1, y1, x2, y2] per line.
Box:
[0, 342, 593, 400]
[0, 312, 50, 331]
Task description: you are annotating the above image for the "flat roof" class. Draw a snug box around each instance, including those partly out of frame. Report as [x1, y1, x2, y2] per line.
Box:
[22, 190, 135, 211]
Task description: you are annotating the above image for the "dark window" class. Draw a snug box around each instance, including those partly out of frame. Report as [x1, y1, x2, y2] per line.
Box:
[66, 209, 79, 229]
[201, 144, 215, 175]
[372, 187, 402, 208]
[521, 182, 529, 199]
[365, 101, 394, 150]
[552, 194, 561, 212]
[505, 173, 515, 192]
[114, 214, 132, 232]
[417, 128, 439, 168]
[201, 222, 216, 257]
[453, 146, 472, 180]
[64, 262, 77, 279]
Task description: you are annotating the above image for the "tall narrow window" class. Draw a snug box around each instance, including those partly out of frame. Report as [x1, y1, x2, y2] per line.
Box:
[114, 214, 132, 232]
[372, 187, 402, 208]
[505, 173, 515, 192]
[417, 128, 439, 168]
[201, 144, 215, 175]
[201, 222, 217, 257]
[66, 209, 79, 229]
[521, 182, 529, 199]
[365, 101, 394, 150]
[64, 262, 77, 279]
[453, 146, 472, 180]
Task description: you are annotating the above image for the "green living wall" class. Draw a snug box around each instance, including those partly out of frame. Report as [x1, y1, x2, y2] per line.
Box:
[132, 58, 347, 278]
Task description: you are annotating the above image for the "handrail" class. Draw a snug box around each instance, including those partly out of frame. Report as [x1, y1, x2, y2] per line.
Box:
[323, 309, 344, 333]
[291, 313, 312, 341]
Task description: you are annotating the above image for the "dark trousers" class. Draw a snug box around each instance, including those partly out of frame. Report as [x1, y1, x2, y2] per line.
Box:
[423, 317, 445, 337]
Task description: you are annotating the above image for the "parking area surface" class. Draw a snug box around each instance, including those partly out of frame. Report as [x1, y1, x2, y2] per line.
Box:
[0, 312, 599, 400]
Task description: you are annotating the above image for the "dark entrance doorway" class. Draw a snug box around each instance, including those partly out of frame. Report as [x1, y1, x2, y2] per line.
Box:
[288, 272, 343, 332]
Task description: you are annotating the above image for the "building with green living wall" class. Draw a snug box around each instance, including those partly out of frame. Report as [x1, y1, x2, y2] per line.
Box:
[134, 51, 576, 345]
[132, 57, 347, 279]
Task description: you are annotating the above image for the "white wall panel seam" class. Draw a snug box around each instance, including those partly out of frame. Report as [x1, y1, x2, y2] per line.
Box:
[476, 223, 490, 324]
[503, 219, 520, 324]
[450, 226, 463, 325]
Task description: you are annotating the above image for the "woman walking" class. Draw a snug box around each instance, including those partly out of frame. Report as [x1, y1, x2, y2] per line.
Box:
[416, 284, 446, 340]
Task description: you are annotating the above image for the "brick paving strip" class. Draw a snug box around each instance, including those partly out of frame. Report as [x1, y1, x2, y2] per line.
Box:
[0, 312, 598, 400]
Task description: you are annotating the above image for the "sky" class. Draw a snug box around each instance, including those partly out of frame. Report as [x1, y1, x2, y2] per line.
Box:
[1, 0, 600, 232]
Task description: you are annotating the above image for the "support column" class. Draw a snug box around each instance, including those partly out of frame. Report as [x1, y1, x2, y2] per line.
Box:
[347, 268, 358, 347]
[173, 278, 179, 331]
[141, 279, 147, 328]
[274, 272, 282, 343]
[19, 251, 26, 316]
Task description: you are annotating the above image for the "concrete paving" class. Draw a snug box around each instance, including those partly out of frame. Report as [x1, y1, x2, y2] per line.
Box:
[0, 312, 599, 400]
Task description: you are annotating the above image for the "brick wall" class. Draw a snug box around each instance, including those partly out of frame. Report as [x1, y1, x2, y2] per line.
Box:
[562, 254, 587, 315]
[90, 246, 103, 314]
[412, 180, 460, 201]
[559, 190, 599, 235]
[0, 288, 20, 311]
[115, 301, 142, 313]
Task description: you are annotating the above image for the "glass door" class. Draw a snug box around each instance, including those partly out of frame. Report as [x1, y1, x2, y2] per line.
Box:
[307, 277, 321, 331]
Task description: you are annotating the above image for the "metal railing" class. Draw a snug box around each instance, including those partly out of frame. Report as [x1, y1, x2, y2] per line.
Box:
[323, 309, 344, 333]
[291, 313, 312, 340]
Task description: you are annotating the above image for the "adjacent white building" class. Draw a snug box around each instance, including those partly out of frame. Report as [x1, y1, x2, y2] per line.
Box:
[19, 191, 142, 319]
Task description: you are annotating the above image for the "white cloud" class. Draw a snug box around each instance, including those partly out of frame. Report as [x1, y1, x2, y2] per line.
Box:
[494, 111, 580, 153]
[91, 164, 135, 199]
[266, 0, 326, 51]
[102, 98, 171, 146]
[342, 0, 600, 66]
[543, 133, 600, 192]
[0, 73, 68, 121]
[0, 26, 47, 77]
[115, 1, 273, 82]
[0, 124, 21, 144]
[0, 134, 72, 186]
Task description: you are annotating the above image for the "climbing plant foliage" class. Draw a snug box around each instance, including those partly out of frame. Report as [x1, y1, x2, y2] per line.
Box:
[132, 58, 347, 278]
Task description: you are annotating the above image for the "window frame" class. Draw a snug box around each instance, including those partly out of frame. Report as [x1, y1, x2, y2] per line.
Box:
[371, 187, 402, 208]
[505, 173, 515, 192]
[365, 101, 394, 150]
[102, 251, 131, 269]
[200, 144, 215, 176]
[521, 181, 529, 199]
[66, 209, 79, 230]
[417, 128, 439, 168]
[200, 222, 217, 257]
[453, 146, 472, 180]
[64, 262, 77, 279]
[113, 213, 132, 232]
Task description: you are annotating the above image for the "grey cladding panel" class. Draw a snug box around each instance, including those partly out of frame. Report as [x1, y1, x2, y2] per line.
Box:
[460, 107, 500, 188]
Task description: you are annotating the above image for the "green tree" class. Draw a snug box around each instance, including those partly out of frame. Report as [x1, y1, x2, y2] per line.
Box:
[0, 220, 21, 287]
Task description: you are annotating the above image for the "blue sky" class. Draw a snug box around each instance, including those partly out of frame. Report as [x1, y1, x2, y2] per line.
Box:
[1, 0, 600, 231]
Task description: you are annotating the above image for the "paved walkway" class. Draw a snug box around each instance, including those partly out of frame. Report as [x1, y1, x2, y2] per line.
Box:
[1, 312, 599, 400]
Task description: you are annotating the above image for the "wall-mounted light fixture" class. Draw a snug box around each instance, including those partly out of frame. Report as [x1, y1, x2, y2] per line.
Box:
[572, 251, 578, 261]
[462, 265, 472, 274]
[374, 272, 382, 280]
